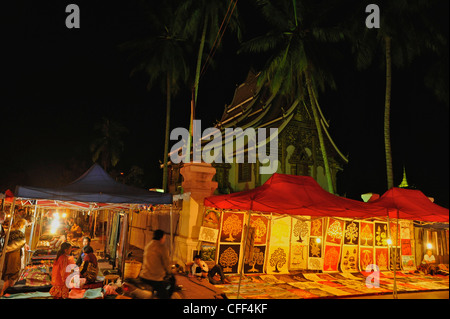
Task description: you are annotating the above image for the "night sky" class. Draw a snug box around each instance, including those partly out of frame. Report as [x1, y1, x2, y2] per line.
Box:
[1, 0, 448, 207]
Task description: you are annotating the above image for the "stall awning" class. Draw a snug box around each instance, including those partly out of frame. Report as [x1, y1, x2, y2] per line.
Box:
[205, 173, 388, 219]
[13, 164, 172, 209]
[368, 187, 449, 223]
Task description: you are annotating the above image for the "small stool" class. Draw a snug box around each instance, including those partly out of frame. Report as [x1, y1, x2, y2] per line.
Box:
[104, 274, 120, 285]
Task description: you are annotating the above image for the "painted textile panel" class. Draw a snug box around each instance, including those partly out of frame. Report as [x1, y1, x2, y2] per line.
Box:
[267, 217, 291, 274]
[308, 218, 324, 270]
[218, 244, 240, 273]
[323, 218, 344, 272]
[250, 215, 269, 245]
[290, 218, 310, 270]
[244, 245, 266, 273]
[220, 212, 244, 243]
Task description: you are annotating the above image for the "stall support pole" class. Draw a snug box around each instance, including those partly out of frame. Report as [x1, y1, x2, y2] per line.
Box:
[93, 211, 98, 239]
[237, 210, 252, 299]
[393, 210, 400, 299]
[26, 204, 38, 265]
[387, 213, 398, 299]
[170, 205, 173, 258]
[37, 209, 44, 246]
[124, 208, 134, 261]
[0, 198, 16, 279]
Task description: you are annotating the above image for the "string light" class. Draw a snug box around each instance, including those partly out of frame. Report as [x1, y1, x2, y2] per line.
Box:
[427, 243, 432, 249]
[316, 238, 321, 244]
[387, 239, 392, 245]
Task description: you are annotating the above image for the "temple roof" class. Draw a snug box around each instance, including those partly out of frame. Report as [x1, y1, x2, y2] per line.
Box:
[215, 70, 348, 163]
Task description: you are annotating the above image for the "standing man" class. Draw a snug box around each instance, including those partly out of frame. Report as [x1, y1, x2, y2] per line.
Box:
[139, 229, 174, 298]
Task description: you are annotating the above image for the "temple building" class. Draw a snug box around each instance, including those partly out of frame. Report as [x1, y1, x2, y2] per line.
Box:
[168, 70, 348, 195]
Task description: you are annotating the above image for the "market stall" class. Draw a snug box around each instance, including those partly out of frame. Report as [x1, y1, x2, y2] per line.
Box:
[202, 173, 449, 298]
[0, 164, 173, 298]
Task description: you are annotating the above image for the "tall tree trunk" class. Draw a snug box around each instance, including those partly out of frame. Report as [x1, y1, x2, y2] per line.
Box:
[384, 36, 394, 190]
[162, 73, 171, 192]
[188, 17, 208, 158]
[194, 17, 208, 108]
[305, 69, 335, 194]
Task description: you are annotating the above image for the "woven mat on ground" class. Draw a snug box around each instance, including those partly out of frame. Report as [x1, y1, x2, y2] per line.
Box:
[216, 271, 449, 299]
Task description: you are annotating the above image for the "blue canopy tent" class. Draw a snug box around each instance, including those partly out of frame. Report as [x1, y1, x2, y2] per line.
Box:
[15, 163, 172, 206]
[1, 164, 173, 279]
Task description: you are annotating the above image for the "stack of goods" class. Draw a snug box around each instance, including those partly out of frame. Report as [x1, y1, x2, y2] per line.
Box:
[31, 248, 57, 265]
[4, 265, 53, 294]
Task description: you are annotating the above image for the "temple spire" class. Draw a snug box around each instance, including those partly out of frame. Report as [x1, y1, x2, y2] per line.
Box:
[398, 166, 409, 188]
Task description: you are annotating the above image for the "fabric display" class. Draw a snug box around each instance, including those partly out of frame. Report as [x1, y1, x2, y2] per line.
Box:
[217, 212, 245, 274]
[323, 218, 344, 272]
[250, 215, 269, 245]
[308, 218, 324, 270]
[241, 215, 269, 274]
[25, 268, 52, 287]
[359, 247, 374, 272]
[216, 269, 449, 299]
[374, 222, 389, 247]
[220, 212, 244, 243]
[341, 220, 359, 272]
[374, 222, 389, 271]
[290, 217, 310, 270]
[390, 221, 399, 246]
[267, 217, 291, 274]
[389, 247, 401, 271]
[198, 226, 219, 243]
[323, 244, 341, 272]
[341, 246, 358, 272]
[200, 243, 216, 262]
[68, 287, 103, 299]
[359, 222, 374, 271]
[108, 213, 120, 260]
[243, 245, 266, 273]
[375, 248, 389, 271]
[203, 208, 221, 229]
[217, 244, 240, 273]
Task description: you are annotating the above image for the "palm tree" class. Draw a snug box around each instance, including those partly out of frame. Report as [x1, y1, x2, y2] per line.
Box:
[344, 0, 445, 189]
[240, 0, 345, 194]
[177, 0, 242, 153]
[121, 1, 190, 192]
[178, 0, 241, 108]
[90, 117, 128, 172]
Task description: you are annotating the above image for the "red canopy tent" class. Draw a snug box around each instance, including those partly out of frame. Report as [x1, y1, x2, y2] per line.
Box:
[368, 187, 449, 223]
[205, 173, 389, 219]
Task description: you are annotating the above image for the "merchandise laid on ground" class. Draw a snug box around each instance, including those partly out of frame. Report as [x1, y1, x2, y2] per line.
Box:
[216, 271, 449, 299]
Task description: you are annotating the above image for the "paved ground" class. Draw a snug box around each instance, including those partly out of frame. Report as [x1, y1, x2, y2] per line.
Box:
[338, 290, 449, 299]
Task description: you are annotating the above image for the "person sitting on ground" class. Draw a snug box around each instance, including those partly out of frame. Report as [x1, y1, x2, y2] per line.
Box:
[70, 222, 83, 238]
[49, 242, 75, 299]
[76, 236, 91, 267]
[139, 229, 174, 299]
[191, 255, 228, 285]
[419, 249, 437, 275]
[79, 245, 98, 284]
